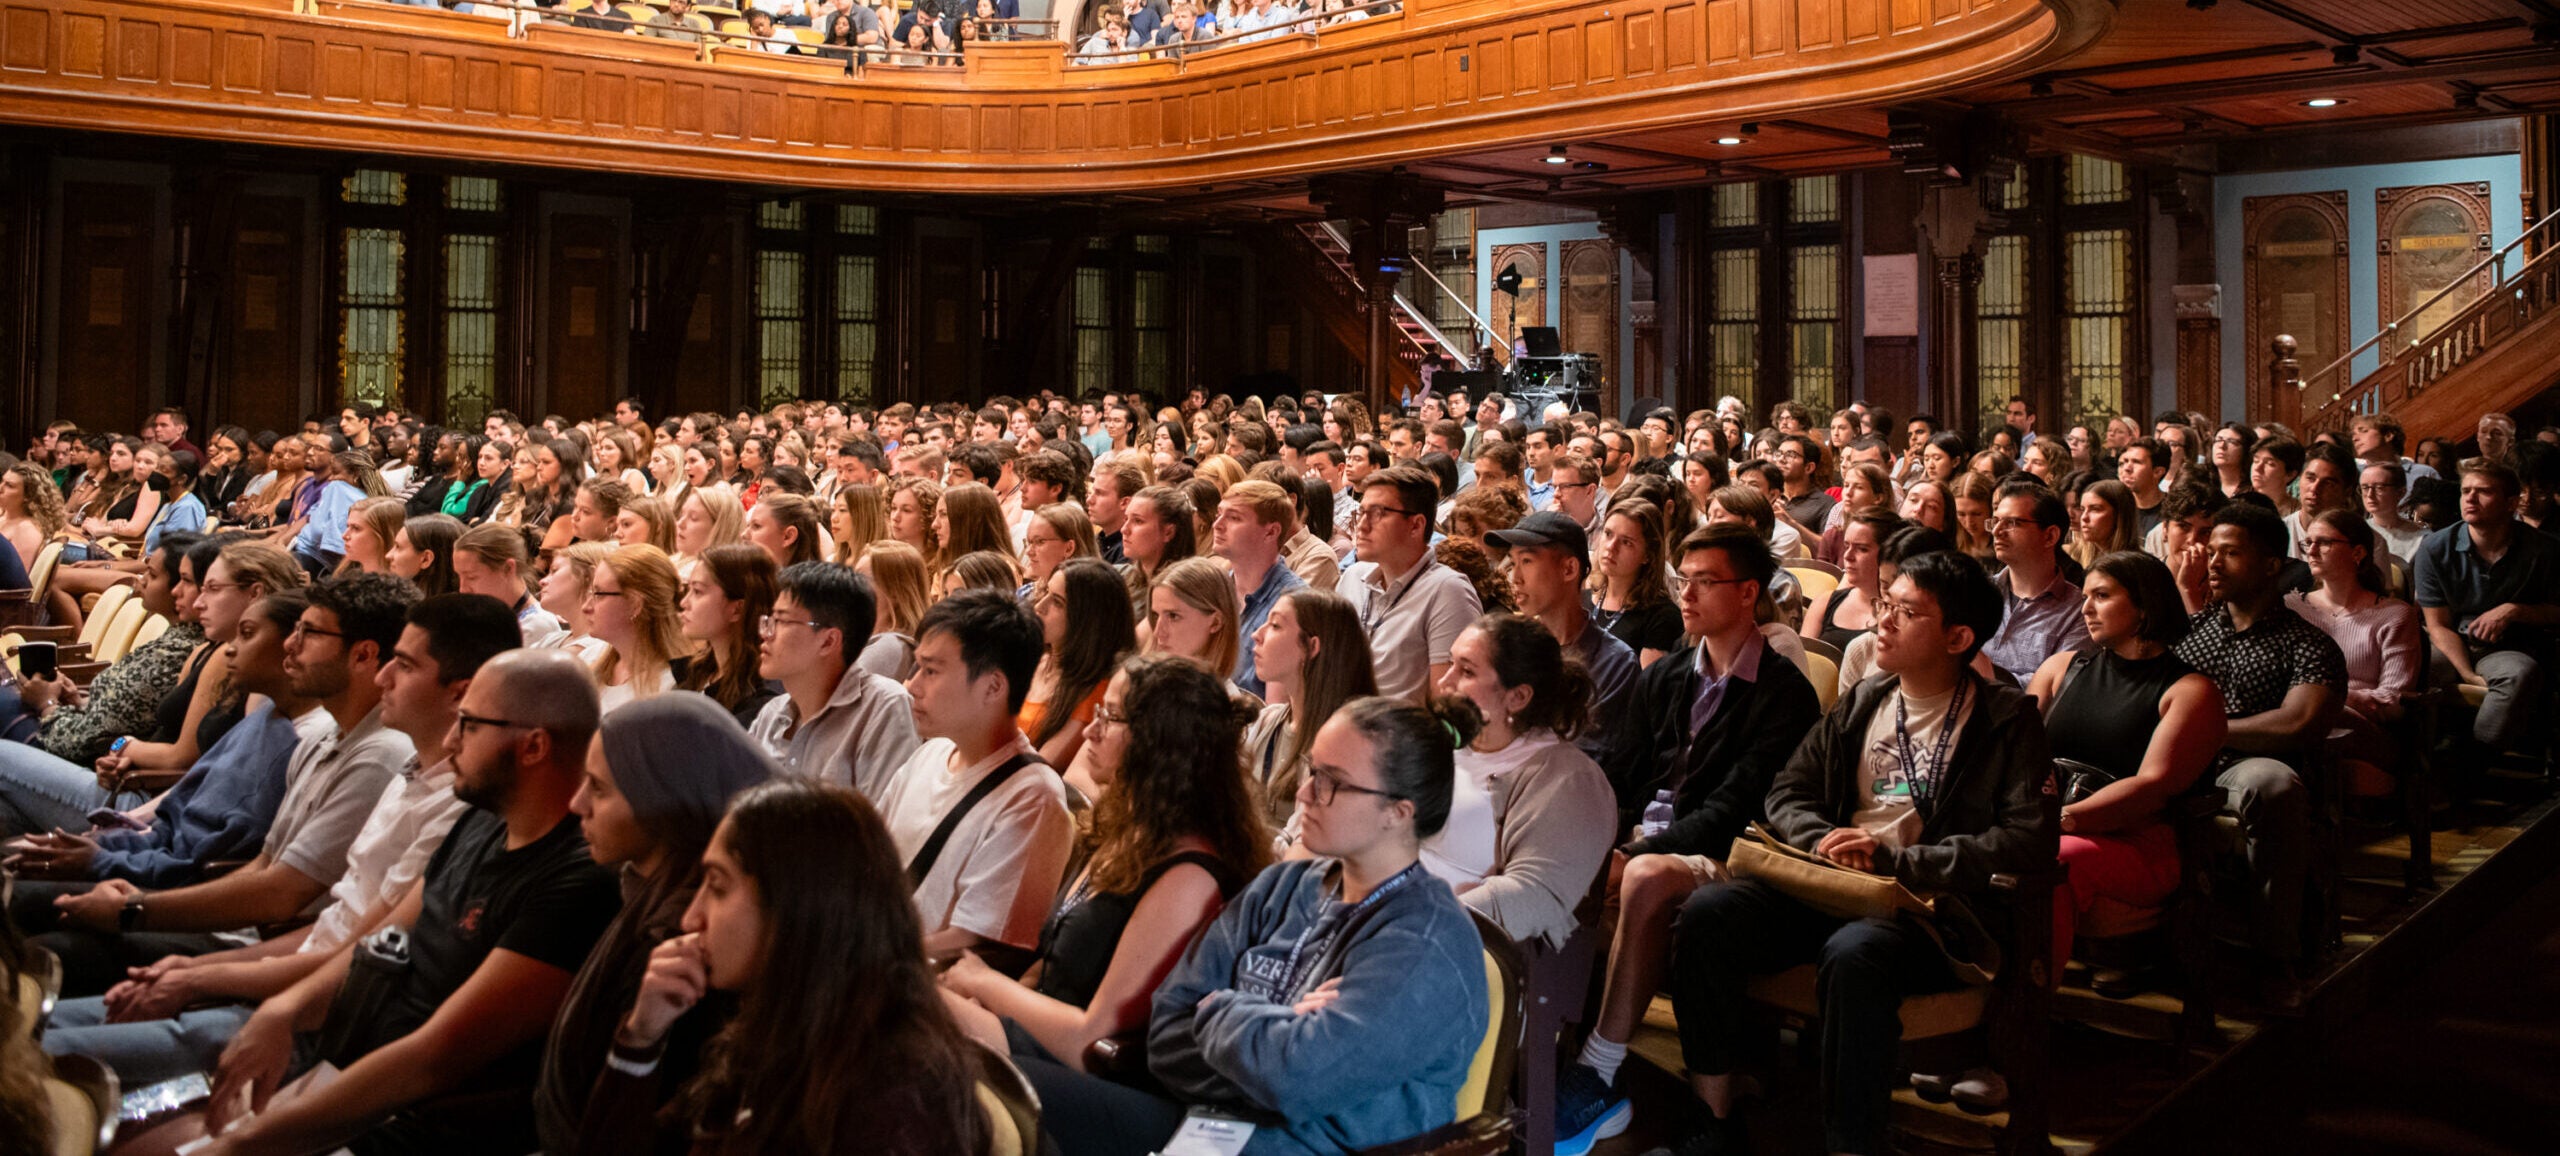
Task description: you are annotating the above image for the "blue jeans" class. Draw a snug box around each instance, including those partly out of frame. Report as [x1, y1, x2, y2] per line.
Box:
[44, 995, 253, 1086]
[0, 739, 139, 837]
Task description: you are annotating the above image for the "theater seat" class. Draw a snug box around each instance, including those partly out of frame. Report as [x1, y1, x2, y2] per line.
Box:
[1744, 965, 1994, 1041]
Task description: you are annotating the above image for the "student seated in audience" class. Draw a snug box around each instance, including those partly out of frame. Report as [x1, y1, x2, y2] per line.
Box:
[2070, 479, 2139, 570]
[1025, 559, 1134, 774]
[1491, 511, 1637, 758]
[39, 593, 515, 1089]
[2026, 551, 2225, 992]
[534, 542, 615, 662]
[1144, 555, 1245, 687]
[5, 591, 324, 927]
[1804, 507, 1902, 656]
[876, 589, 1075, 959]
[0, 538, 208, 822]
[2174, 502, 2345, 1002]
[2361, 461, 2426, 567]
[745, 491, 825, 570]
[583, 780, 1004, 1153]
[1981, 480, 2091, 682]
[674, 543, 783, 728]
[1243, 589, 1377, 845]
[1421, 614, 1616, 952]
[1343, 465, 1484, 701]
[1019, 696, 1491, 1156]
[2290, 509, 2426, 797]
[535, 693, 777, 1156]
[1117, 483, 1196, 617]
[2250, 436, 2304, 520]
[671, 483, 748, 580]
[1565, 524, 1824, 1145]
[586, 544, 694, 715]
[2415, 460, 2560, 758]
[749, 560, 919, 797]
[1214, 480, 1309, 699]
[1592, 499, 1685, 666]
[143, 650, 618, 1156]
[383, 512, 463, 597]
[942, 654, 1267, 1072]
[336, 496, 403, 576]
[24, 572, 421, 998]
[2287, 441, 2359, 561]
[454, 521, 564, 643]
[1649, 551, 2056, 1156]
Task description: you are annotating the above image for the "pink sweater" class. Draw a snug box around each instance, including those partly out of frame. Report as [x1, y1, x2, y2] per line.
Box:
[2286, 591, 2424, 719]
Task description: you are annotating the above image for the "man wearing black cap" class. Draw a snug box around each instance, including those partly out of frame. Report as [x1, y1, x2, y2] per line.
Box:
[1489, 511, 1636, 759]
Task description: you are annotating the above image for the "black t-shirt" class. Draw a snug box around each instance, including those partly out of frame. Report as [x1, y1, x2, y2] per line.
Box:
[1599, 599, 1685, 657]
[353, 810, 620, 1148]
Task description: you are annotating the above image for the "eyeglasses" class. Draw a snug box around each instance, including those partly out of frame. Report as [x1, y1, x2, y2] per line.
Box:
[1555, 481, 1596, 492]
[1354, 505, 1424, 524]
[1667, 570, 1753, 596]
[1877, 597, 1939, 624]
[760, 614, 834, 635]
[2359, 482, 2403, 494]
[2300, 537, 2353, 553]
[1091, 703, 1129, 728]
[288, 623, 345, 642]
[1305, 766, 1403, 807]
[198, 580, 253, 594]
[1985, 516, 2042, 534]
[456, 712, 533, 737]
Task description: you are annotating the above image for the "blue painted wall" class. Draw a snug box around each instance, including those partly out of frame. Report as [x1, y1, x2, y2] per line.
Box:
[1475, 222, 1637, 418]
[2212, 154, 2524, 419]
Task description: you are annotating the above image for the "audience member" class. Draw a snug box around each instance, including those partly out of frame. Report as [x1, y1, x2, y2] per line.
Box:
[2290, 509, 2424, 797]
[1490, 511, 1636, 755]
[1025, 559, 1133, 772]
[1592, 499, 1683, 665]
[2415, 460, 2559, 756]
[674, 543, 783, 728]
[1982, 482, 2091, 681]
[455, 521, 564, 642]
[1213, 480, 1308, 698]
[749, 560, 920, 796]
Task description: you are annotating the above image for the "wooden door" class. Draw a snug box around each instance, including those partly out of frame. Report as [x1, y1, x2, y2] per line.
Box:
[217, 193, 310, 436]
[544, 212, 623, 421]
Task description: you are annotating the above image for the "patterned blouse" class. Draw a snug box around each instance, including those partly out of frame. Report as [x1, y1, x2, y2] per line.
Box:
[34, 622, 207, 766]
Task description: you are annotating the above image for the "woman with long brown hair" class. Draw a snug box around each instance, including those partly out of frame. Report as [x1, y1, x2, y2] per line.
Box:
[1242, 589, 1378, 841]
[1022, 559, 1134, 771]
[680, 543, 784, 728]
[933, 482, 1014, 575]
[615, 494, 677, 554]
[593, 780, 1001, 1155]
[1591, 497, 1682, 665]
[942, 654, 1267, 1072]
[829, 482, 888, 567]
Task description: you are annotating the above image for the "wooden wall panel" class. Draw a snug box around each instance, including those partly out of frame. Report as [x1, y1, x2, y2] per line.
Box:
[544, 212, 621, 421]
[0, 0, 2097, 194]
[216, 192, 309, 437]
[55, 180, 154, 437]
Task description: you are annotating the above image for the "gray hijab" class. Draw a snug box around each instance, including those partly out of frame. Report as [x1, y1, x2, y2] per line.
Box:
[598, 690, 781, 856]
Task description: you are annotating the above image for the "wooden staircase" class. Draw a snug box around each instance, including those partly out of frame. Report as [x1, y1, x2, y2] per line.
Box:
[1257, 221, 1493, 398]
[2300, 208, 2560, 438]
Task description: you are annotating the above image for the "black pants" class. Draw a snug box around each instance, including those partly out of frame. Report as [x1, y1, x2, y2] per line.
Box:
[1015, 1053, 1189, 1156]
[1667, 878, 1955, 1156]
[13, 880, 229, 997]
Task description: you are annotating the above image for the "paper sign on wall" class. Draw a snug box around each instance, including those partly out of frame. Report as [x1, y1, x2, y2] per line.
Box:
[1863, 254, 1919, 337]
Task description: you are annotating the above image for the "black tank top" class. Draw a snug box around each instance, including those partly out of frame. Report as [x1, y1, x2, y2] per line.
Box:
[2046, 646, 2196, 783]
[1033, 850, 1245, 1010]
[1816, 587, 1868, 655]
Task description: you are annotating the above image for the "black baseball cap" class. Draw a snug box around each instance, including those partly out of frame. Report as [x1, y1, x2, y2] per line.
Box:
[1483, 510, 1589, 571]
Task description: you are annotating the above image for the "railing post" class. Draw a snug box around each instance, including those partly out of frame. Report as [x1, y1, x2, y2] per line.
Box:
[2269, 333, 2300, 399]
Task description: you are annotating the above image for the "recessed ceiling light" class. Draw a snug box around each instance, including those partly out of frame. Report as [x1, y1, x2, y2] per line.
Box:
[2303, 97, 2341, 108]
[1716, 136, 1745, 146]
[1542, 145, 1570, 165]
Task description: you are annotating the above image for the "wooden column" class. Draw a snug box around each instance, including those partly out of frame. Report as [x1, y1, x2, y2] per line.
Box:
[1916, 183, 1989, 425]
[1311, 172, 1442, 416]
[2157, 171, 2221, 421]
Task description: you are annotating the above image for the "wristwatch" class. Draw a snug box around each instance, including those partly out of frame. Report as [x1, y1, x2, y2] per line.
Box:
[119, 896, 147, 932]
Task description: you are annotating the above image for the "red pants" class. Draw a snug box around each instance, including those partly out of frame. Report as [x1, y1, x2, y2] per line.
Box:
[2052, 822, 2181, 970]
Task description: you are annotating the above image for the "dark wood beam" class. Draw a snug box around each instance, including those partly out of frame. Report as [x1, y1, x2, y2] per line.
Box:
[1990, 47, 2560, 117]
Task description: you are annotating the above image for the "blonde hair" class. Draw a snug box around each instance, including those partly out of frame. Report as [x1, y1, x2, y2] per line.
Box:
[681, 484, 748, 556]
[1192, 454, 1245, 493]
[3, 463, 67, 536]
[1149, 555, 1241, 677]
[832, 482, 887, 567]
[866, 540, 933, 636]
[591, 544, 694, 698]
[619, 494, 677, 552]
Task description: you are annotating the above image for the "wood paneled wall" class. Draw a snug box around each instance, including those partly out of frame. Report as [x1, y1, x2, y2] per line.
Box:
[0, 0, 2102, 193]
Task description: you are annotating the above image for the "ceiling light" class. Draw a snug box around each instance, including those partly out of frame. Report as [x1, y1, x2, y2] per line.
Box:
[2302, 97, 2341, 108]
[1542, 145, 1571, 165]
[1716, 136, 1745, 146]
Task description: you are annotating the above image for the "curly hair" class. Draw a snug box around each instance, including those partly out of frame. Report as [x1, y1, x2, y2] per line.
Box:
[885, 475, 944, 559]
[1434, 536, 1513, 614]
[1084, 654, 1271, 896]
[3, 463, 67, 537]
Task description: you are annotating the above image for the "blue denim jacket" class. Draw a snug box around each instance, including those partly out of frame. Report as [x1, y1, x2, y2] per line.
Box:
[1148, 858, 1488, 1155]
[90, 702, 317, 886]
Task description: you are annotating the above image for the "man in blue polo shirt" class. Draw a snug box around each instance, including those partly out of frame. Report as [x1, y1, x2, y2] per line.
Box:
[2415, 459, 2560, 754]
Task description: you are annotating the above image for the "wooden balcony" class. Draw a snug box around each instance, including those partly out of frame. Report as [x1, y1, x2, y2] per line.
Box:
[0, 0, 2107, 193]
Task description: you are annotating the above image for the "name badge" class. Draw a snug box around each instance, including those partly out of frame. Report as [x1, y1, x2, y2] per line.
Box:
[1157, 1108, 1257, 1156]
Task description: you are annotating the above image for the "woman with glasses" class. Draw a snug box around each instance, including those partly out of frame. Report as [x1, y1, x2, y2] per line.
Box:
[1017, 695, 1490, 1156]
[676, 543, 783, 729]
[1592, 498, 1683, 666]
[2210, 423, 2258, 500]
[1023, 560, 1134, 773]
[942, 655, 1265, 1078]
[2359, 461, 2426, 567]
[534, 542, 617, 664]
[2287, 509, 2424, 799]
[1245, 590, 1378, 842]
[1420, 614, 1613, 952]
[1017, 504, 1100, 603]
[586, 544, 696, 717]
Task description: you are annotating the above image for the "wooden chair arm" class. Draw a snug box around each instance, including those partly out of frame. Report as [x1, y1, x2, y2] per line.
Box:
[59, 661, 109, 685]
[1356, 1113, 1515, 1156]
[9, 626, 77, 644]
